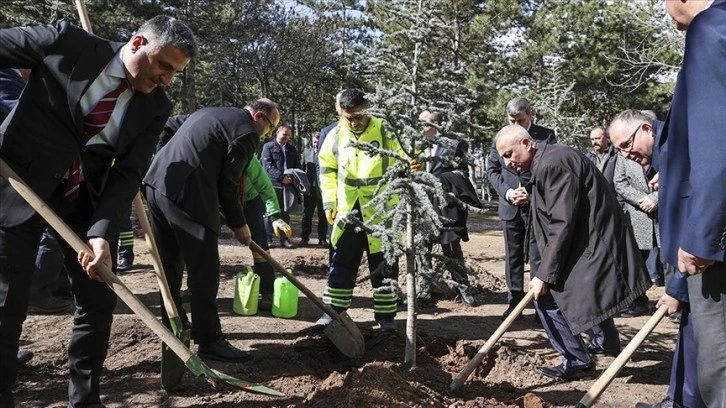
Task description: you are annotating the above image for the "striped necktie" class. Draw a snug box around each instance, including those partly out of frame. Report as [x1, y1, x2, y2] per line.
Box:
[64, 79, 129, 200]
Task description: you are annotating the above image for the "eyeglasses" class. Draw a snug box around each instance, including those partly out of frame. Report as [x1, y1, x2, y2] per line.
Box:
[259, 111, 278, 133]
[616, 124, 641, 152]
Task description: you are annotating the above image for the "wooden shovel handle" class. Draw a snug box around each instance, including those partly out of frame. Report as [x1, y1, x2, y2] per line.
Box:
[451, 291, 535, 391]
[132, 193, 182, 321]
[248, 240, 343, 322]
[0, 158, 193, 362]
[576, 304, 669, 408]
[74, 0, 93, 33]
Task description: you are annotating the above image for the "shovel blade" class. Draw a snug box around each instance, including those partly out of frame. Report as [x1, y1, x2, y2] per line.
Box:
[324, 311, 365, 358]
[161, 327, 191, 391]
[183, 355, 285, 396]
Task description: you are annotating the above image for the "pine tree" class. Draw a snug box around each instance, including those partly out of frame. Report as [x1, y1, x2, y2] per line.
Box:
[340, 0, 481, 365]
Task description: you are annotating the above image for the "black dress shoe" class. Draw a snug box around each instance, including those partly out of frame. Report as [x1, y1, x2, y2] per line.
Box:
[537, 362, 595, 381]
[318, 239, 329, 247]
[198, 338, 251, 363]
[298, 239, 309, 248]
[634, 397, 680, 408]
[587, 343, 620, 357]
[17, 350, 34, 366]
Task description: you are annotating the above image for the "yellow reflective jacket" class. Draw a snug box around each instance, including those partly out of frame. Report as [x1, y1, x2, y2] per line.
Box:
[318, 116, 402, 253]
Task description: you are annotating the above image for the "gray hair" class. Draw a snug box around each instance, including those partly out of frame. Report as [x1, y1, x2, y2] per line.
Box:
[138, 15, 198, 59]
[610, 109, 654, 129]
[495, 124, 532, 144]
[506, 97, 532, 117]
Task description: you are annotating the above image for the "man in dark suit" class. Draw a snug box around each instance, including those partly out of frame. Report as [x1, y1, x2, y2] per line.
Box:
[495, 124, 650, 381]
[417, 110, 478, 307]
[0, 16, 197, 407]
[261, 124, 300, 248]
[584, 127, 618, 184]
[299, 132, 327, 247]
[654, 2, 726, 406]
[610, 109, 704, 408]
[487, 97, 556, 319]
[143, 99, 280, 363]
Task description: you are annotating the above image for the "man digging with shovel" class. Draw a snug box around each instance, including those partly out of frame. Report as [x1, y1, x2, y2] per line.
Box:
[143, 100, 280, 363]
[494, 124, 651, 381]
[0, 16, 197, 407]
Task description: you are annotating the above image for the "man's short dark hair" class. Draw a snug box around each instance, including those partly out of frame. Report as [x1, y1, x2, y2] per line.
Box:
[138, 15, 198, 59]
[429, 111, 443, 125]
[339, 88, 369, 110]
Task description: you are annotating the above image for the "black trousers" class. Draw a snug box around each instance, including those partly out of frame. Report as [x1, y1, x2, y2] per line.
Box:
[244, 196, 274, 295]
[300, 185, 327, 241]
[501, 208, 540, 306]
[0, 183, 117, 406]
[145, 187, 223, 346]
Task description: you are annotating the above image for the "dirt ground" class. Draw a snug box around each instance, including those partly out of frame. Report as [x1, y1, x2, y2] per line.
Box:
[17, 204, 677, 407]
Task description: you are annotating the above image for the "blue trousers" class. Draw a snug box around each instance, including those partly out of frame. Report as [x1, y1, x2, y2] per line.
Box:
[668, 306, 705, 408]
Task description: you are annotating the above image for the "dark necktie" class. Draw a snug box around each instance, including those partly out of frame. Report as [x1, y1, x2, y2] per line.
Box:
[64, 79, 129, 200]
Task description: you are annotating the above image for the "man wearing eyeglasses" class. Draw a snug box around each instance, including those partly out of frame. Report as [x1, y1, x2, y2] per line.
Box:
[142, 99, 280, 363]
[610, 108, 704, 408]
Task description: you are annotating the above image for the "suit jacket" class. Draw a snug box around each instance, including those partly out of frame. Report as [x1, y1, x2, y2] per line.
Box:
[584, 146, 618, 186]
[261, 138, 300, 188]
[613, 154, 659, 250]
[0, 22, 171, 240]
[428, 136, 469, 177]
[487, 123, 556, 221]
[530, 143, 650, 334]
[143, 107, 259, 234]
[659, 0, 726, 268]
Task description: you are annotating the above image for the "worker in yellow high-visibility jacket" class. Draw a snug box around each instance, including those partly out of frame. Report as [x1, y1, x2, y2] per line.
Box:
[315, 88, 404, 333]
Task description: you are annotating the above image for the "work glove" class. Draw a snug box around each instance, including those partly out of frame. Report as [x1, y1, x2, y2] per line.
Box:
[325, 209, 337, 225]
[409, 158, 422, 173]
[271, 218, 293, 238]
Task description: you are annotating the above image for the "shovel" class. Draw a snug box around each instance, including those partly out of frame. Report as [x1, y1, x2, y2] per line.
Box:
[450, 290, 535, 391]
[248, 240, 365, 358]
[132, 193, 192, 391]
[575, 304, 668, 408]
[0, 159, 283, 396]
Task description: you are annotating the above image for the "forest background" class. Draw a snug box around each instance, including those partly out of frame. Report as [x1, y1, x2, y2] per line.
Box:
[0, 0, 682, 158]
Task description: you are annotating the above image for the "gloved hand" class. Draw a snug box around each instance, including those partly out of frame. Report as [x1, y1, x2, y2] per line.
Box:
[271, 218, 293, 238]
[325, 209, 336, 225]
[410, 158, 422, 173]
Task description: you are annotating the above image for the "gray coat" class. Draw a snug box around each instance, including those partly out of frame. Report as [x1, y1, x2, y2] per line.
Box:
[613, 155, 659, 250]
[530, 143, 651, 334]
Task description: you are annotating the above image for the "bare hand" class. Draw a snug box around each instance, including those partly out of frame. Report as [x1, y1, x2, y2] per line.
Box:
[78, 237, 111, 282]
[281, 175, 292, 185]
[638, 196, 657, 213]
[648, 172, 659, 191]
[656, 294, 681, 315]
[234, 225, 252, 246]
[510, 187, 530, 206]
[678, 248, 714, 275]
[529, 277, 549, 300]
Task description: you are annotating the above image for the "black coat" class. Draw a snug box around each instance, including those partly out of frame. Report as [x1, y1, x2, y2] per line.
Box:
[0, 21, 171, 240]
[487, 123, 556, 221]
[143, 107, 259, 234]
[530, 143, 651, 334]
